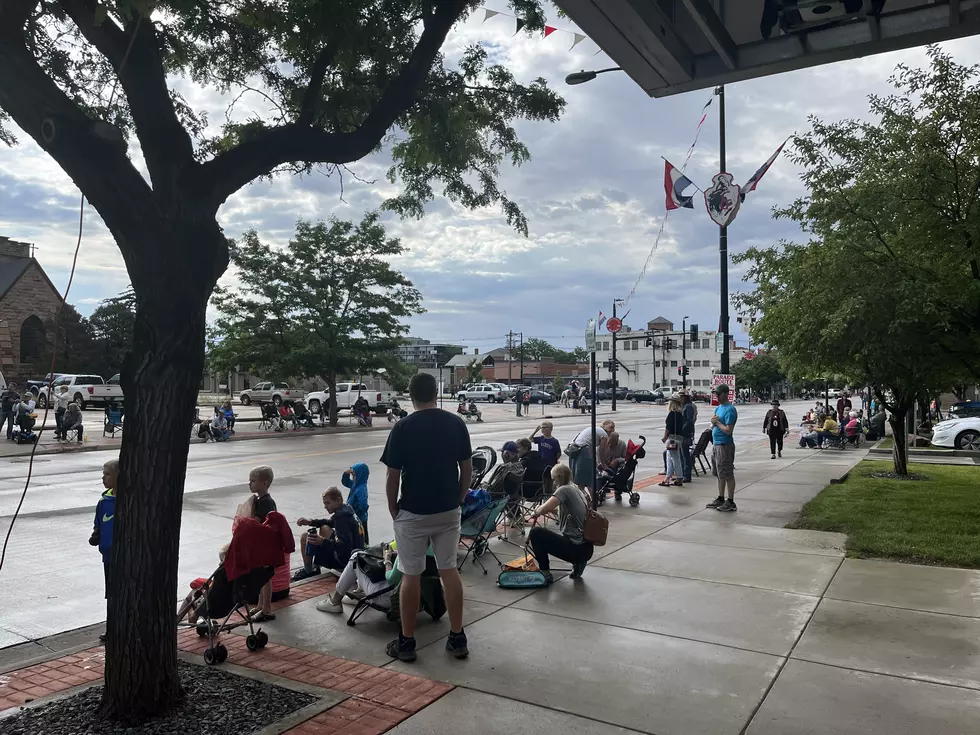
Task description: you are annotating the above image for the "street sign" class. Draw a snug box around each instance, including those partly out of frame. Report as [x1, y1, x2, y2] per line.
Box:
[715, 332, 725, 353]
[585, 318, 596, 352]
[606, 317, 623, 334]
[744, 351, 755, 361]
[712, 374, 736, 392]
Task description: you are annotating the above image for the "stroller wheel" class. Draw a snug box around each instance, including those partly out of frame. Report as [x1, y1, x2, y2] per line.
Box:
[246, 634, 260, 652]
[204, 647, 218, 666]
[629, 493, 640, 507]
[256, 631, 269, 648]
[196, 623, 209, 637]
[215, 644, 228, 663]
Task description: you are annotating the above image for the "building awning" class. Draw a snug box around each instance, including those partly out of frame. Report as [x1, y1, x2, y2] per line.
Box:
[555, 0, 980, 98]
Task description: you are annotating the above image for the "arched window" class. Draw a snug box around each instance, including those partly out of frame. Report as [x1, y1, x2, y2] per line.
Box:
[20, 315, 46, 362]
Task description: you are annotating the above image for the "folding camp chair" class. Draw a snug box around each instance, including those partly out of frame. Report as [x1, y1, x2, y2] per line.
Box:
[691, 429, 712, 476]
[458, 496, 509, 574]
[103, 403, 124, 437]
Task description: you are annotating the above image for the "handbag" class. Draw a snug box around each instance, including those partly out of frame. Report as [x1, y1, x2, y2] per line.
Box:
[565, 442, 583, 457]
[582, 506, 608, 546]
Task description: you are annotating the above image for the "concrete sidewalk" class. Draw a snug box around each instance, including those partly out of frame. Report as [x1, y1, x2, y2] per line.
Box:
[4, 438, 979, 734]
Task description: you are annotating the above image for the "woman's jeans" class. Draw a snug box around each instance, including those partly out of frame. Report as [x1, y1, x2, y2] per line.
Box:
[665, 435, 684, 479]
[55, 408, 65, 438]
[768, 432, 784, 454]
[528, 527, 593, 571]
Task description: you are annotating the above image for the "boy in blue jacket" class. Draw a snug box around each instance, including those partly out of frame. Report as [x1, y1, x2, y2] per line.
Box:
[89, 459, 119, 643]
[342, 463, 370, 544]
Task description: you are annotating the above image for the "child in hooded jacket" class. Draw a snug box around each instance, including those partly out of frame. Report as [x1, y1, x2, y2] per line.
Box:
[342, 463, 370, 544]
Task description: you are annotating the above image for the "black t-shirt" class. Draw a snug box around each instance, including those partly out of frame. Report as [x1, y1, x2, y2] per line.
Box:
[666, 411, 684, 435]
[380, 408, 472, 515]
[254, 493, 276, 521]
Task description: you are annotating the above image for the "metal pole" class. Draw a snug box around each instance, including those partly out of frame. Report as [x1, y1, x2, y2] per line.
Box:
[590, 349, 598, 509]
[519, 332, 524, 384]
[439, 364, 443, 409]
[718, 84, 731, 375]
[682, 318, 687, 389]
[611, 300, 618, 412]
[508, 331, 513, 385]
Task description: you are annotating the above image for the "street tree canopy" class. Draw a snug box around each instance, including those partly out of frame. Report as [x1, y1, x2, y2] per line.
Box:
[731, 352, 785, 398]
[0, 0, 563, 721]
[209, 214, 423, 422]
[734, 47, 980, 475]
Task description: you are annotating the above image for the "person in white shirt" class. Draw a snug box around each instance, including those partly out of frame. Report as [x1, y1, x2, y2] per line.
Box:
[569, 420, 614, 498]
[54, 385, 71, 439]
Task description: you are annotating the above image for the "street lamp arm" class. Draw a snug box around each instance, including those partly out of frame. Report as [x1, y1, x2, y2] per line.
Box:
[564, 67, 623, 85]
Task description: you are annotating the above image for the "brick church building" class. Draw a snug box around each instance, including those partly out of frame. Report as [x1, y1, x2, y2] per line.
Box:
[0, 236, 64, 382]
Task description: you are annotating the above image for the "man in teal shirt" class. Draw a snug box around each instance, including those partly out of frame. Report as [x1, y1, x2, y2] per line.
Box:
[706, 384, 738, 512]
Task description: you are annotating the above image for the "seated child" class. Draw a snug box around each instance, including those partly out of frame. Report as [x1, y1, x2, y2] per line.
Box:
[293, 401, 316, 428]
[211, 406, 229, 440]
[316, 542, 401, 613]
[293, 487, 364, 580]
[220, 401, 236, 433]
[341, 463, 370, 544]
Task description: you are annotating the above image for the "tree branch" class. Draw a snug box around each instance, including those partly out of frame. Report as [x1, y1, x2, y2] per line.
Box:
[58, 0, 196, 197]
[197, 0, 468, 209]
[0, 27, 155, 239]
[298, 41, 339, 127]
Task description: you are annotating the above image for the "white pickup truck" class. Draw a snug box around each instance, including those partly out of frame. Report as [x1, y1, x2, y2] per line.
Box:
[306, 383, 394, 416]
[37, 374, 123, 409]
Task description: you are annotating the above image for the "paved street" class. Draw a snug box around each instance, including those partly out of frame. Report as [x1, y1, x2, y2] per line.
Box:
[4, 398, 979, 734]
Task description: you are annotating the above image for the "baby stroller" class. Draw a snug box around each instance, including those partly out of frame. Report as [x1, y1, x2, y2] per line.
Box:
[177, 513, 292, 665]
[260, 403, 284, 432]
[596, 435, 646, 508]
[345, 547, 446, 627]
[470, 445, 497, 489]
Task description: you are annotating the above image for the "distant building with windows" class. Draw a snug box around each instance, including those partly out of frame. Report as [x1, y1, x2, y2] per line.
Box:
[394, 337, 463, 369]
[594, 316, 742, 391]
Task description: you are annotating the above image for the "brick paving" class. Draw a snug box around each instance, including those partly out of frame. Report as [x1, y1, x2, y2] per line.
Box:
[0, 576, 452, 735]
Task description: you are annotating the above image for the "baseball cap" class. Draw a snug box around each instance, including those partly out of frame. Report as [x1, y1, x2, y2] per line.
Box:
[501, 440, 519, 453]
[713, 384, 731, 394]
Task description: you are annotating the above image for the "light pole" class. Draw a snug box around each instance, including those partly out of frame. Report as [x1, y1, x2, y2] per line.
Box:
[681, 315, 690, 389]
[565, 70, 731, 379]
[610, 298, 624, 411]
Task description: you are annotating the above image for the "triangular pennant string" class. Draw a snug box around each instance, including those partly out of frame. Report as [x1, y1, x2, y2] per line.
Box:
[544, 25, 557, 37]
[483, 9, 500, 21]
[570, 32, 586, 50]
[515, 18, 525, 35]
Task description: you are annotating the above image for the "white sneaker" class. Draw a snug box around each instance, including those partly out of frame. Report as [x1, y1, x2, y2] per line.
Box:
[316, 593, 343, 614]
[323, 568, 342, 578]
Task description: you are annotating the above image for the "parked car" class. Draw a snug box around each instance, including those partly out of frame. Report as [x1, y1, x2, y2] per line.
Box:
[523, 389, 554, 404]
[948, 401, 980, 419]
[305, 383, 393, 416]
[27, 372, 64, 396]
[930, 417, 980, 451]
[626, 389, 662, 403]
[36, 374, 122, 409]
[458, 385, 504, 403]
[239, 381, 305, 406]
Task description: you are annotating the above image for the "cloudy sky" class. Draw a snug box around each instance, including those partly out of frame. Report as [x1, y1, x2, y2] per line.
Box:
[2, 8, 979, 357]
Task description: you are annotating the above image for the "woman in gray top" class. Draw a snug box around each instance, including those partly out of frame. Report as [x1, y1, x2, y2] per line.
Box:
[527, 464, 594, 583]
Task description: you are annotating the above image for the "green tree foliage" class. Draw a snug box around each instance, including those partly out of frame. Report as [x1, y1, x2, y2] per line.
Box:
[731, 353, 786, 399]
[0, 1, 562, 718]
[210, 214, 423, 424]
[465, 358, 484, 384]
[734, 48, 980, 475]
[88, 289, 137, 377]
[29, 305, 99, 379]
[385, 361, 418, 394]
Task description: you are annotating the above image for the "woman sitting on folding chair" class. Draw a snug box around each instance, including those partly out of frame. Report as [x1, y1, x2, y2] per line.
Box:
[526, 464, 594, 584]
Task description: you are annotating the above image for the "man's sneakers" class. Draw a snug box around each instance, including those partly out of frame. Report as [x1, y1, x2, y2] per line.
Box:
[706, 496, 737, 512]
[446, 629, 469, 659]
[771, 453, 776, 459]
[386, 634, 417, 662]
[292, 567, 320, 582]
[778, 451, 782, 458]
[717, 499, 738, 513]
[316, 592, 344, 614]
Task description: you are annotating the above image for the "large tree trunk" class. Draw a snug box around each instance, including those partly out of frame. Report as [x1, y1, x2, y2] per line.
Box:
[99, 225, 226, 722]
[889, 409, 909, 476]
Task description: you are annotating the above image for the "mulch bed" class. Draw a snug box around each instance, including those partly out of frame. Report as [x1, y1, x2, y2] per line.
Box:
[0, 660, 316, 734]
[870, 472, 930, 481]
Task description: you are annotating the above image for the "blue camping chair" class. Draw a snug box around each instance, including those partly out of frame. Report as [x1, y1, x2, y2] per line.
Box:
[458, 496, 509, 575]
[103, 404, 124, 437]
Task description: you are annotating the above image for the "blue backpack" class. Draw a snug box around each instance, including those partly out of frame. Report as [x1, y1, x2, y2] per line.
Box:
[461, 487, 491, 522]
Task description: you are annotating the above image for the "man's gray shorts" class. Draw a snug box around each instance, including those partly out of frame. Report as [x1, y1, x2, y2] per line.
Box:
[392, 507, 461, 576]
[712, 443, 736, 481]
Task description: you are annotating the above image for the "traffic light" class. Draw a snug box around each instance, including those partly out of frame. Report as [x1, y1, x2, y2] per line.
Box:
[677, 366, 682, 375]
[690, 323, 699, 342]
[645, 337, 652, 347]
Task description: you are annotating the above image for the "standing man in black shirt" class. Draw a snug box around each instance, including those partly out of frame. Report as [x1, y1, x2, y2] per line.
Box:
[381, 373, 472, 662]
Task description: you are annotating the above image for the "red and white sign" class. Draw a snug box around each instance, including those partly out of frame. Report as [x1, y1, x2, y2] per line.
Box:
[710, 374, 736, 405]
[606, 317, 623, 334]
[743, 351, 755, 361]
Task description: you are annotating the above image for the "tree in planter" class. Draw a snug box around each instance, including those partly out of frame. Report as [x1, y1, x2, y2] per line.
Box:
[465, 358, 484, 385]
[552, 373, 565, 396]
[210, 215, 423, 424]
[0, 0, 563, 719]
[732, 352, 785, 399]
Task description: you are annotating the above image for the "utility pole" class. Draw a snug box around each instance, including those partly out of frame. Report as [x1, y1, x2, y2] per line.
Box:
[519, 332, 524, 384]
[611, 300, 618, 411]
[507, 330, 513, 385]
[681, 317, 688, 389]
[661, 334, 668, 387]
[718, 84, 731, 375]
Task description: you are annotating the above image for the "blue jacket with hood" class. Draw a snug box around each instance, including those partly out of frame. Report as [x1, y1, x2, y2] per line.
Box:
[341, 463, 369, 525]
[91, 489, 115, 562]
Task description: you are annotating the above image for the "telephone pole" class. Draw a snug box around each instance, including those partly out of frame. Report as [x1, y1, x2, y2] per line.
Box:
[718, 84, 731, 375]
[519, 332, 524, 384]
[610, 300, 618, 411]
[507, 331, 514, 385]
